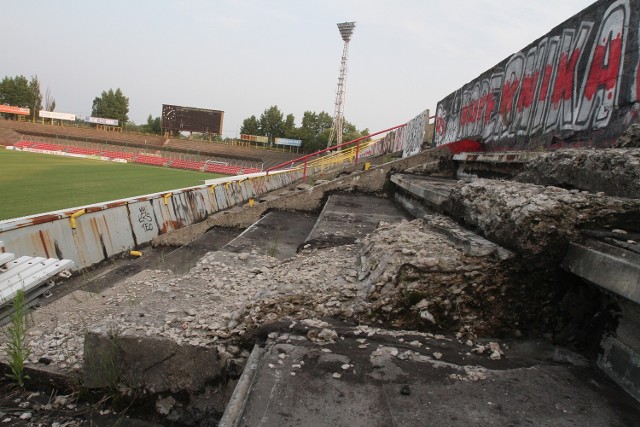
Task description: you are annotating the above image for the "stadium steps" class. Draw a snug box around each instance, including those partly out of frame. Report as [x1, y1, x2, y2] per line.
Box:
[0, 126, 22, 146]
[0, 240, 74, 323]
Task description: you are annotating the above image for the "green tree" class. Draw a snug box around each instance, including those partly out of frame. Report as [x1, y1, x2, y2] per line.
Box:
[91, 88, 129, 125]
[0, 75, 42, 120]
[240, 115, 260, 135]
[258, 105, 284, 143]
[283, 113, 297, 139]
[299, 110, 333, 152]
[143, 114, 162, 134]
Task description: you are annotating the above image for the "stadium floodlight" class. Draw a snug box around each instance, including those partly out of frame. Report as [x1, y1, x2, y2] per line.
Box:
[327, 21, 356, 149]
[337, 22, 355, 42]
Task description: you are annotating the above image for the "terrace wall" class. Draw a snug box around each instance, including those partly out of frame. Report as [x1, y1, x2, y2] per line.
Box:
[434, 0, 640, 150]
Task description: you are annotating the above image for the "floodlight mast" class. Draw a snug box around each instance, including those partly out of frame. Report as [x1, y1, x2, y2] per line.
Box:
[327, 21, 356, 149]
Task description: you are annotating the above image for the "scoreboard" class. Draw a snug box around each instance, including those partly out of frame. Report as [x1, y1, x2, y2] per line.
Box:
[161, 104, 224, 135]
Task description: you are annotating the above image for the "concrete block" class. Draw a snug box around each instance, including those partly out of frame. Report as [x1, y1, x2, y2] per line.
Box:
[599, 336, 640, 402]
[562, 240, 640, 304]
[391, 174, 456, 210]
[84, 321, 223, 393]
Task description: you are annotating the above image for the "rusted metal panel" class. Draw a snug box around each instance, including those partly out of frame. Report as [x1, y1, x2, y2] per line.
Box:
[69, 206, 135, 266]
[127, 200, 160, 245]
[0, 167, 310, 271]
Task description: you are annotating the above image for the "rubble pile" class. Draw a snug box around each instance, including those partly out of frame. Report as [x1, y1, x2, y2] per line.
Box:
[615, 123, 640, 148]
[515, 148, 640, 198]
[448, 178, 640, 259]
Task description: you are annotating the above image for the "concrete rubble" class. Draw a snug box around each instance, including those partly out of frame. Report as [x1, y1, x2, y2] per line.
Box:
[514, 148, 640, 198]
[0, 147, 639, 424]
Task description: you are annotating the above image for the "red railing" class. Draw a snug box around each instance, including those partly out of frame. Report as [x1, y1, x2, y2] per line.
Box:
[265, 124, 405, 178]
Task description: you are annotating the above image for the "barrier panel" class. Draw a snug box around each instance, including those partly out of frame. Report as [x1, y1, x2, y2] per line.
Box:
[0, 167, 303, 270]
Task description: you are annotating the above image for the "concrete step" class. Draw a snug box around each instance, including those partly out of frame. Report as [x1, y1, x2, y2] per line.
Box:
[304, 192, 411, 249]
[220, 321, 640, 426]
[390, 174, 456, 210]
[562, 239, 640, 305]
[222, 211, 318, 259]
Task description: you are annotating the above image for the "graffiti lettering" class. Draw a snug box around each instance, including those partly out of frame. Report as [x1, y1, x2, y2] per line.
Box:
[434, 0, 632, 148]
[138, 206, 154, 232]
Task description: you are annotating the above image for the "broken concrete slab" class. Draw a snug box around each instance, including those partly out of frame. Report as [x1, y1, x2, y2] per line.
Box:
[514, 148, 640, 198]
[222, 211, 317, 259]
[390, 174, 456, 210]
[221, 321, 640, 427]
[304, 192, 411, 248]
[562, 239, 640, 304]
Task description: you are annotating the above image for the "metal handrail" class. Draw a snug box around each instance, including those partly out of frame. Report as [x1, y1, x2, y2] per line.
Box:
[265, 124, 405, 177]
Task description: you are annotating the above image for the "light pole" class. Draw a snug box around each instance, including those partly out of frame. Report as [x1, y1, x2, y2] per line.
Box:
[327, 21, 356, 149]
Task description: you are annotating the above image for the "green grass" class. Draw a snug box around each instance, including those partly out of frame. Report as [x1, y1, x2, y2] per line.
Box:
[0, 149, 225, 220]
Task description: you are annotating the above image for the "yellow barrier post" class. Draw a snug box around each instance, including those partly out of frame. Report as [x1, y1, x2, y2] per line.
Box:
[69, 209, 86, 229]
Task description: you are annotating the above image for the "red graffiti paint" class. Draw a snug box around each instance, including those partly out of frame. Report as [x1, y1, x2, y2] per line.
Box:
[484, 93, 496, 124]
[499, 79, 520, 117]
[538, 64, 554, 102]
[435, 116, 446, 135]
[517, 70, 540, 112]
[584, 35, 622, 101]
[551, 48, 581, 105]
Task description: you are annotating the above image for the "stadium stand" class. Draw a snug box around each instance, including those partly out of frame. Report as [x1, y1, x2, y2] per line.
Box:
[169, 159, 206, 171]
[0, 118, 299, 172]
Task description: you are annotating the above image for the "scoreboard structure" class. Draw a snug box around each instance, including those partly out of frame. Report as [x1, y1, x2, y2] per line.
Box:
[161, 104, 224, 135]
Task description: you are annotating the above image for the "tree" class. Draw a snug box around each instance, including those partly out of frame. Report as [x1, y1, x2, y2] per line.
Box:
[91, 88, 129, 125]
[44, 87, 56, 111]
[27, 76, 42, 121]
[240, 115, 260, 135]
[258, 105, 284, 143]
[283, 113, 297, 139]
[240, 107, 369, 153]
[0, 75, 42, 120]
[144, 115, 162, 134]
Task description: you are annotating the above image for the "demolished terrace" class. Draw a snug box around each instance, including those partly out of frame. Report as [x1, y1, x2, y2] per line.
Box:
[1, 145, 640, 425]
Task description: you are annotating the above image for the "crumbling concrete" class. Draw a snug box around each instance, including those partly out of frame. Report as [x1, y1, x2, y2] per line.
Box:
[514, 148, 640, 198]
[446, 179, 640, 260]
[3, 144, 640, 424]
[221, 321, 640, 427]
[151, 147, 452, 247]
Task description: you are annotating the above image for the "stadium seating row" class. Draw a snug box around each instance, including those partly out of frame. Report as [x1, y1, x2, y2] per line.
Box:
[13, 141, 260, 175]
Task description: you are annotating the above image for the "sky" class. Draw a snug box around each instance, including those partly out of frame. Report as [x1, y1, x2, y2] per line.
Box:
[3, 0, 595, 138]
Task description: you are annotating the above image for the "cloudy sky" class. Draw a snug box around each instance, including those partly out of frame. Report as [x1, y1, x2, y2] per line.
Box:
[4, 0, 594, 137]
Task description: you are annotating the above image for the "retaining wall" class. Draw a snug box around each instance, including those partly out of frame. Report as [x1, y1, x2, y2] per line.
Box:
[434, 0, 640, 150]
[0, 169, 303, 270]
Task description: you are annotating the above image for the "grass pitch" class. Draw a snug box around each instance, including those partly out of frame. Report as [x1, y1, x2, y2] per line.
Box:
[0, 149, 225, 220]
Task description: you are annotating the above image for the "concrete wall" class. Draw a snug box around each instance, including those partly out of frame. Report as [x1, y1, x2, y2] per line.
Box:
[0, 169, 303, 270]
[434, 0, 640, 150]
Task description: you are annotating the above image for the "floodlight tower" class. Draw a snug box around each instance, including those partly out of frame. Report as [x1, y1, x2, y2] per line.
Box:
[327, 21, 356, 148]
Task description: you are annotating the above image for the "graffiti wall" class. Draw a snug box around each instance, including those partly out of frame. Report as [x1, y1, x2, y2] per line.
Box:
[434, 0, 640, 150]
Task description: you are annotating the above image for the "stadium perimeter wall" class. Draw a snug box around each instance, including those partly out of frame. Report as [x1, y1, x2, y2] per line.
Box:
[434, 0, 640, 150]
[0, 111, 430, 271]
[0, 169, 302, 270]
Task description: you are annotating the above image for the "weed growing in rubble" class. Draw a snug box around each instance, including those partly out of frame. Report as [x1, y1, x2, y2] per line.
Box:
[3, 289, 31, 387]
[267, 236, 280, 258]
